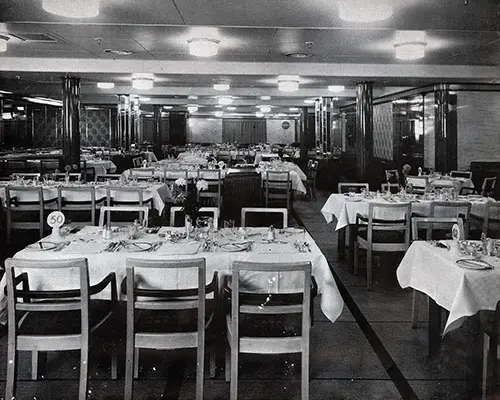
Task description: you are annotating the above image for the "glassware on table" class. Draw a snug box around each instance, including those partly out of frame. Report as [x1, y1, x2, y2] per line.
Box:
[224, 219, 235, 229]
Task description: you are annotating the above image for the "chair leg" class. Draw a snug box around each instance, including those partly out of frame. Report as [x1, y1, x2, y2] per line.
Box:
[353, 242, 359, 276]
[301, 347, 310, 400]
[196, 339, 204, 400]
[111, 348, 118, 380]
[225, 344, 230, 382]
[5, 334, 17, 400]
[230, 343, 238, 400]
[209, 345, 216, 379]
[79, 346, 89, 400]
[134, 348, 139, 379]
[411, 289, 419, 328]
[124, 342, 135, 400]
[367, 248, 373, 290]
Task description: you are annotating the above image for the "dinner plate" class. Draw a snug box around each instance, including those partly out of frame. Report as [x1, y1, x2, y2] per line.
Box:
[346, 197, 363, 202]
[220, 243, 250, 252]
[456, 259, 493, 270]
[122, 242, 153, 252]
[26, 241, 58, 251]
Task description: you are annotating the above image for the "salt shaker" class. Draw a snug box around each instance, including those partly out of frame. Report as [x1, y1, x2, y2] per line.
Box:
[267, 226, 276, 242]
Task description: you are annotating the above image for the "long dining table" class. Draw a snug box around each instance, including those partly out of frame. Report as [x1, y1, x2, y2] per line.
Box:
[0, 226, 344, 327]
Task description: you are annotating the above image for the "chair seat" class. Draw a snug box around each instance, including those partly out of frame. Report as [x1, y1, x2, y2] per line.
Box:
[18, 299, 114, 336]
[226, 313, 303, 338]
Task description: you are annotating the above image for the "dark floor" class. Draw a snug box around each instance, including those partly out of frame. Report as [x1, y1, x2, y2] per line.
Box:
[0, 191, 498, 399]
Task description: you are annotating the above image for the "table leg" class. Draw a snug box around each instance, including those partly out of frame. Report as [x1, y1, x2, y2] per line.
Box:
[428, 298, 441, 357]
[337, 227, 345, 260]
[347, 224, 356, 275]
[465, 314, 482, 398]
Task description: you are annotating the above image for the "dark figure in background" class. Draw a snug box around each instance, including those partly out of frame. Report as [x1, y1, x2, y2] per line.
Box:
[401, 164, 412, 187]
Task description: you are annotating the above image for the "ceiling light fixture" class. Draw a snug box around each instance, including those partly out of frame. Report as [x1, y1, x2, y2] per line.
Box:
[256, 112, 264, 118]
[214, 111, 223, 117]
[163, 105, 173, 109]
[0, 35, 9, 52]
[139, 97, 151, 102]
[289, 107, 299, 111]
[213, 83, 230, 91]
[187, 105, 199, 113]
[226, 106, 236, 111]
[328, 85, 345, 92]
[188, 95, 198, 100]
[259, 105, 272, 113]
[97, 82, 114, 89]
[188, 38, 220, 57]
[132, 73, 154, 90]
[261, 95, 271, 100]
[304, 99, 316, 104]
[218, 96, 233, 105]
[394, 31, 427, 60]
[42, 0, 99, 18]
[338, 0, 392, 22]
[278, 75, 300, 92]
[22, 96, 63, 107]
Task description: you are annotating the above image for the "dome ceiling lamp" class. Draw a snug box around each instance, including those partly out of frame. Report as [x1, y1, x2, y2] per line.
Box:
[213, 83, 230, 91]
[131, 73, 154, 90]
[97, 82, 114, 89]
[0, 35, 9, 52]
[328, 85, 345, 92]
[259, 105, 272, 113]
[218, 96, 233, 105]
[394, 31, 427, 60]
[278, 75, 300, 92]
[187, 104, 199, 113]
[188, 38, 220, 57]
[42, 0, 99, 18]
[338, 0, 392, 22]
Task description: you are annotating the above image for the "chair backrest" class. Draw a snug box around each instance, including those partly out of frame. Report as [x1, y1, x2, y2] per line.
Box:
[478, 201, 500, 238]
[241, 207, 288, 228]
[106, 186, 146, 206]
[96, 174, 122, 182]
[53, 173, 82, 182]
[58, 185, 98, 225]
[99, 206, 149, 228]
[381, 183, 400, 194]
[411, 217, 465, 241]
[11, 172, 41, 181]
[163, 169, 189, 196]
[430, 201, 471, 236]
[132, 157, 144, 168]
[264, 171, 291, 189]
[39, 159, 60, 173]
[482, 177, 497, 197]
[307, 160, 318, 180]
[450, 170, 472, 179]
[169, 206, 219, 229]
[338, 182, 369, 194]
[230, 260, 311, 352]
[405, 176, 429, 193]
[129, 168, 155, 177]
[197, 170, 222, 205]
[5, 185, 44, 209]
[385, 169, 400, 184]
[361, 202, 411, 247]
[5, 257, 90, 336]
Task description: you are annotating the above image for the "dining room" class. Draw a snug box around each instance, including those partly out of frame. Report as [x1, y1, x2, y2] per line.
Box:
[1, 1, 500, 399]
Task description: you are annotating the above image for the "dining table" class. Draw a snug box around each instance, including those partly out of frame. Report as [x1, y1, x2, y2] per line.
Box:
[257, 161, 307, 195]
[407, 175, 475, 191]
[0, 226, 344, 327]
[320, 192, 496, 272]
[397, 239, 500, 396]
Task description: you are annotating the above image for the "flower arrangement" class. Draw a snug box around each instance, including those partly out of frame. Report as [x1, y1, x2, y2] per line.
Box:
[170, 178, 208, 221]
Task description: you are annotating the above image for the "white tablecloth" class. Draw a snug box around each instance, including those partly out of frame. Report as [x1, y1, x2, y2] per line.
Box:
[85, 159, 117, 175]
[397, 240, 500, 334]
[320, 193, 493, 230]
[0, 183, 170, 214]
[122, 168, 227, 181]
[406, 176, 475, 190]
[0, 227, 344, 325]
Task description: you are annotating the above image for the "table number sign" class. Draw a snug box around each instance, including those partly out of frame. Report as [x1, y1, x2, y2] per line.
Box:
[47, 211, 65, 241]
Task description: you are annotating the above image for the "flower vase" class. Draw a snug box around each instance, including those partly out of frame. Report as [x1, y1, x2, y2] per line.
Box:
[185, 216, 193, 239]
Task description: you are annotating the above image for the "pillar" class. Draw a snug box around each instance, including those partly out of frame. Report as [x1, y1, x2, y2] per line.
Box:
[355, 81, 374, 181]
[299, 107, 309, 160]
[117, 95, 131, 150]
[315, 97, 334, 154]
[62, 76, 81, 169]
[435, 89, 457, 172]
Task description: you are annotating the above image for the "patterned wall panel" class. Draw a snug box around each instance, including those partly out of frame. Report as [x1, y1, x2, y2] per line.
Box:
[31, 107, 62, 148]
[373, 102, 393, 160]
[267, 119, 296, 144]
[188, 118, 223, 143]
[457, 91, 500, 170]
[81, 109, 111, 147]
[423, 93, 435, 169]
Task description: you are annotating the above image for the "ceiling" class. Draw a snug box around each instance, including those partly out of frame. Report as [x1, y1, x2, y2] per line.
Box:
[1, 0, 500, 115]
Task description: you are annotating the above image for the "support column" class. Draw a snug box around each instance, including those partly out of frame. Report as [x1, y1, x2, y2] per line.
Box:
[117, 95, 131, 150]
[62, 76, 81, 169]
[314, 97, 334, 154]
[299, 107, 309, 160]
[355, 81, 374, 181]
[435, 89, 457, 172]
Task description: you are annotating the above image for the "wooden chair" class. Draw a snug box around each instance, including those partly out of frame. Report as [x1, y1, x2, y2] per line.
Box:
[353, 202, 411, 289]
[132, 157, 144, 168]
[338, 182, 369, 194]
[123, 257, 218, 400]
[58, 185, 106, 226]
[405, 176, 429, 194]
[264, 171, 292, 210]
[98, 206, 150, 228]
[169, 206, 219, 229]
[163, 169, 190, 198]
[410, 217, 464, 328]
[306, 160, 318, 200]
[11, 172, 41, 181]
[5, 185, 57, 243]
[197, 169, 223, 209]
[106, 185, 153, 208]
[80, 160, 95, 182]
[225, 261, 312, 400]
[470, 201, 500, 239]
[381, 183, 400, 194]
[53, 173, 82, 182]
[430, 201, 471, 237]
[450, 170, 473, 179]
[241, 207, 288, 228]
[4, 257, 117, 400]
[481, 177, 497, 197]
[385, 169, 400, 184]
[39, 159, 60, 174]
[95, 174, 123, 182]
[129, 168, 157, 182]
